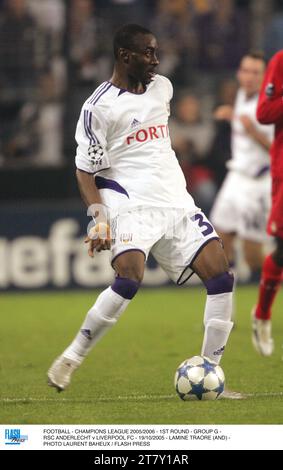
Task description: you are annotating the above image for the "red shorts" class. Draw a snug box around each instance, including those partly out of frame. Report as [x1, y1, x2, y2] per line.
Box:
[267, 178, 283, 238]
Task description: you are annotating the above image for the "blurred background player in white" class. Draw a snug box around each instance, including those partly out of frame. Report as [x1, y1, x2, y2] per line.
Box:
[48, 24, 234, 392]
[210, 52, 274, 314]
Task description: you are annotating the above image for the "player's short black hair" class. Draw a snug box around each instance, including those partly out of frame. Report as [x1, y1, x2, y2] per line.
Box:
[113, 24, 153, 59]
[244, 50, 267, 65]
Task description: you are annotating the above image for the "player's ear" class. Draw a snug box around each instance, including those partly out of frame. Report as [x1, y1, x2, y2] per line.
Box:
[119, 48, 130, 64]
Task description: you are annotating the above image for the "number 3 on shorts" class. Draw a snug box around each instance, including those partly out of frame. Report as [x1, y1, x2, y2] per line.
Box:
[191, 213, 213, 237]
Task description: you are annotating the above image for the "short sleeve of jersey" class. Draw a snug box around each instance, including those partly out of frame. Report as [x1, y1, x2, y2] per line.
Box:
[158, 75, 173, 102]
[75, 104, 110, 174]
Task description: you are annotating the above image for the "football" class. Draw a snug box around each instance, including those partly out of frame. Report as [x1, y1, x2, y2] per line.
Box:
[174, 355, 225, 401]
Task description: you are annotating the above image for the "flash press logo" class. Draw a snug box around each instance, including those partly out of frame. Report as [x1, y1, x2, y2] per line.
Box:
[5, 429, 28, 445]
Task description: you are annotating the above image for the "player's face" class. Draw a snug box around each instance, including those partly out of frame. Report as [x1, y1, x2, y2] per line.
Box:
[237, 57, 265, 96]
[127, 34, 159, 85]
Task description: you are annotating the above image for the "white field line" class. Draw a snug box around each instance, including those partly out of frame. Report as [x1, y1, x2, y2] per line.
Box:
[1, 394, 175, 403]
[0, 391, 283, 403]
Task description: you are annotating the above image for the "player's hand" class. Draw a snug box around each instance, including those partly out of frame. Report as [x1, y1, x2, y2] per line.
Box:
[84, 223, 111, 257]
[214, 105, 233, 122]
[239, 115, 256, 134]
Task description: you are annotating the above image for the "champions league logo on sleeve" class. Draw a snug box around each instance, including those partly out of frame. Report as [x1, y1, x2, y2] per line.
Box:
[5, 428, 28, 445]
[88, 144, 104, 166]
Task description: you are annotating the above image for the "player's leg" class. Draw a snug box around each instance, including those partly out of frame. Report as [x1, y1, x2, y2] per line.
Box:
[48, 251, 144, 391]
[191, 238, 234, 364]
[216, 231, 236, 266]
[216, 231, 237, 322]
[152, 211, 234, 365]
[242, 239, 265, 281]
[252, 237, 283, 356]
[251, 179, 283, 355]
[63, 250, 144, 361]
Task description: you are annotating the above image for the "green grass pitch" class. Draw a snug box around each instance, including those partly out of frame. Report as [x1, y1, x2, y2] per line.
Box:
[1, 286, 283, 424]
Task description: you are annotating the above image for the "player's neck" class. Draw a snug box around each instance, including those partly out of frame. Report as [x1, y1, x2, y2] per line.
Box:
[110, 68, 146, 94]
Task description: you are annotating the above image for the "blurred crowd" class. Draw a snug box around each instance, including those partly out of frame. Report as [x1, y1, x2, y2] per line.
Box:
[0, 0, 282, 212]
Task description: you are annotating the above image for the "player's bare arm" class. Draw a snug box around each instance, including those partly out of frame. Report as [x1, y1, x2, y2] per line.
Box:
[76, 169, 103, 207]
[76, 169, 111, 255]
[214, 105, 233, 122]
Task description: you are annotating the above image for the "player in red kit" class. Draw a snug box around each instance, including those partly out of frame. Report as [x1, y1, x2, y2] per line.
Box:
[252, 50, 283, 356]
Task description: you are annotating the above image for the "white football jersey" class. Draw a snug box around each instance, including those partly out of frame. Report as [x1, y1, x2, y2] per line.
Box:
[75, 74, 195, 213]
[229, 88, 274, 177]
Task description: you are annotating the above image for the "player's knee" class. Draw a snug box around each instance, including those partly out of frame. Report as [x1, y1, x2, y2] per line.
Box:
[116, 267, 144, 283]
[111, 276, 140, 299]
[113, 250, 145, 283]
[204, 271, 234, 295]
[193, 239, 230, 280]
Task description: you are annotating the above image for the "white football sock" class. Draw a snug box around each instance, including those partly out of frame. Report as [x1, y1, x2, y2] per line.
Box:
[201, 292, 233, 364]
[63, 287, 130, 363]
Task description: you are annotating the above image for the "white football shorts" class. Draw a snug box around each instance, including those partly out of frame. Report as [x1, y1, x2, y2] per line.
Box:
[110, 207, 219, 284]
[210, 170, 271, 243]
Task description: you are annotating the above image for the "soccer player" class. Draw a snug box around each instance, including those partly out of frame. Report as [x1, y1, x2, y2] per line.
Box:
[48, 24, 234, 392]
[251, 50, 283, 356]
[210, 52, 273, 288]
